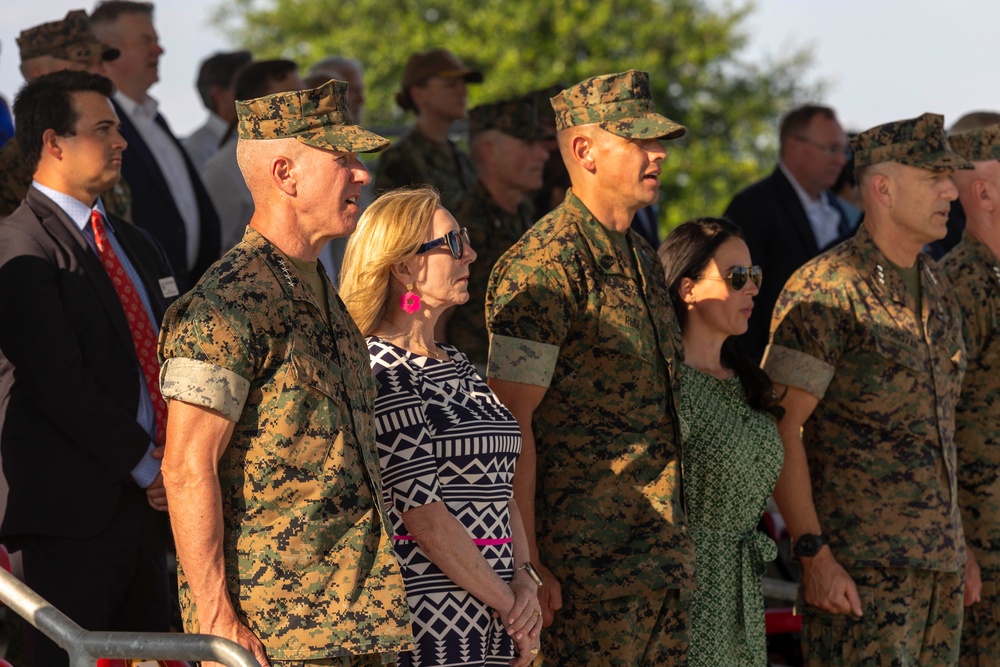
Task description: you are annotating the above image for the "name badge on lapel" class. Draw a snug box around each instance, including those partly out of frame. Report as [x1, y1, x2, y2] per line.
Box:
[158, 277, 179, 298]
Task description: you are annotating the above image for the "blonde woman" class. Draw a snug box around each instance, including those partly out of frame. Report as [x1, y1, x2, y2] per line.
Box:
[340, 187, 542, 667]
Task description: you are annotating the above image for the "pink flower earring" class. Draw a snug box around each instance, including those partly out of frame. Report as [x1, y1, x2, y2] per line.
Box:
[400, 283, 420, 314]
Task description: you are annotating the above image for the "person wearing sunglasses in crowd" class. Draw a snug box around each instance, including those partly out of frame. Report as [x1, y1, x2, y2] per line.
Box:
[339, 186, 543, 667]
[658, 217, 784, 667]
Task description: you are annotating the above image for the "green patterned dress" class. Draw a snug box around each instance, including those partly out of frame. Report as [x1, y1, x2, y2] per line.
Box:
[679, 364, 784, 666]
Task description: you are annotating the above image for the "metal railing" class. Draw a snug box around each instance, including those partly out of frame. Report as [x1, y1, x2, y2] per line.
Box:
[0, 568, 259, 667]
[762, 576, 798, 602]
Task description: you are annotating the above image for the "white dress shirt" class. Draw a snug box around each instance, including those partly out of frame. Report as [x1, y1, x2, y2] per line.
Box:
[182, 112, 229, 171]
[116, 91, 201, 271]
[780, 163, 842, 250]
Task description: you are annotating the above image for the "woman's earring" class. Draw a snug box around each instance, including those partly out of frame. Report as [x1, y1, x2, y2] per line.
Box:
[400, 283, 420, 314]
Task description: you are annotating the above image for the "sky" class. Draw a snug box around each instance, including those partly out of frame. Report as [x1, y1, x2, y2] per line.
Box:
[1, 1, 996, 138]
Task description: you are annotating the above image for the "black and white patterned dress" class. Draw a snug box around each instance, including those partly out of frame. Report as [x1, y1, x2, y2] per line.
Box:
[368, 337, 522, 667]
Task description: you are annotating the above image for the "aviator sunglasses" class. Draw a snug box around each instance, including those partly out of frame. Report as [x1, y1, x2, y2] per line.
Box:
[702, 265, 763, 291]
[416, 227, 471, 259]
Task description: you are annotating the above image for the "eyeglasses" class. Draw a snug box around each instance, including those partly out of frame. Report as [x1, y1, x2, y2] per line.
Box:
[792, 135, 849, 159]
[701, 265, 762, 291]
[416, 227, 471, 259]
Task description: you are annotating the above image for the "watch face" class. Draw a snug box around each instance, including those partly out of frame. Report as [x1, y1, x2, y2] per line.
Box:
[795, 534, 824, 557]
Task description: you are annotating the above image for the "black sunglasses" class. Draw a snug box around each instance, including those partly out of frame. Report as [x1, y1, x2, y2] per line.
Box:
[702, 265, 762, 291]
[416, 227, 471, 259]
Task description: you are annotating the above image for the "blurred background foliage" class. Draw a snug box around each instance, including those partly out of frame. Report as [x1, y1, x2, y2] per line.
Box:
[213, 0, 823, 230]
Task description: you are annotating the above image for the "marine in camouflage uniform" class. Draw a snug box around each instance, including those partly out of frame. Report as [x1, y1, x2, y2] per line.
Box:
[373, 129, 475, 214]
[0, 9, 131, 220]
[941, 125, 1000, 666]
[158, 79, 412, 666]
[446, 95, 551, 366]
[486, 70, 695, 667]
[763, 113, 971, 665]
[373, 48, 481, 213]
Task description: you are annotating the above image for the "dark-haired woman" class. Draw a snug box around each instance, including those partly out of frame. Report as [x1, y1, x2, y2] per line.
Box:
[658, 217, 784, 666]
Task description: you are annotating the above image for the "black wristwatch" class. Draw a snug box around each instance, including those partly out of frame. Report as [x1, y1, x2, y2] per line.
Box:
[793, 533, 827, 558]
[514, 562, 544, 587]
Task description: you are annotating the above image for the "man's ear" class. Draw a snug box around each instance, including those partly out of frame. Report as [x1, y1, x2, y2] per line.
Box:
[569, 132, 596, 172]
[270, 155, 296, 195]
[869, 172, 893, 208]
[974, 178, 995, 213]
[41, 128, 63, 160]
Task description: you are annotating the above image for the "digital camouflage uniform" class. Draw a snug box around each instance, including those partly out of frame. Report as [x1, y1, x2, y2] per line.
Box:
[1, 10, 132, 220]
[372, 128, 476, 214]
[447, 96, 550, 365]
[157, 80, 412, 664]
[486, 71, 694, 667]
[764, 113, 972, 666]
[941, 124, 1000, 667]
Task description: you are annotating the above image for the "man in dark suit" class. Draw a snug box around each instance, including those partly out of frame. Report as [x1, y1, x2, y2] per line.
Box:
[724, 104, 854, 362]
[0, 70, 173, 666]
[91, 0, 220, 291]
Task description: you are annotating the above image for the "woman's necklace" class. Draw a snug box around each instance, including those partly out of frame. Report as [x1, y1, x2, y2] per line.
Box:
[378, 320, 441, 359]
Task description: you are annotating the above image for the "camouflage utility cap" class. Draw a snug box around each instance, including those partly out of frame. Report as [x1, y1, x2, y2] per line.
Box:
[525, 83, 566, 124]
[551, 69, 685, 140]
[401, 48, 483, 88]
[236, 78, 389, 153]
[17, 10, 119, 64]
[852, 113, 972, 171]
[469, 96, 554, 141]
[948, 124, 1000, 163]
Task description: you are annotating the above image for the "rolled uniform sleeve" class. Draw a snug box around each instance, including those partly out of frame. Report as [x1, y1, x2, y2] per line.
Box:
[158, 294, 254, 422]
[486, 261, 569, 388]
[763, 270, 845, 400]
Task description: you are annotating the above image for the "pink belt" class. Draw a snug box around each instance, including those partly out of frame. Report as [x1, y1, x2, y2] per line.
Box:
[393, 535, 512, 546]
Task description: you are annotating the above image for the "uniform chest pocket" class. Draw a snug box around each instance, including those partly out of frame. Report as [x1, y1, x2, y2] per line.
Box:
[260, 348, 345, 473]
[870, 324, 928, 374]
[596, 279, 657, 361]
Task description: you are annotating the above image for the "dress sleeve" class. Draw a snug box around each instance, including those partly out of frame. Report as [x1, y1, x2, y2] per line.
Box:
[369, 342, 443, 515]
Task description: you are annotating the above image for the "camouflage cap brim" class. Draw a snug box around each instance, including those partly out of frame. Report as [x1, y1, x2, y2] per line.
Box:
[948, 125, 1000, 163]
[852, 112, 973, 172]
[237, 79, 389, 153]
[599, 112, 686, 141]
[296, 126, 390, 154]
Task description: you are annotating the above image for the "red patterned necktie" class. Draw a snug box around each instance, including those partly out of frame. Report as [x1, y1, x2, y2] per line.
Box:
[91, 210, 167, 446]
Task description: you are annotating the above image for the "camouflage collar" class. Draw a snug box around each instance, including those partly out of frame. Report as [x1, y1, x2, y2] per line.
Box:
[565, 189, 636, 277]
[852, 223, 943, 309]
[241, 226, 330, 311]
[960, 231, 1000, 287]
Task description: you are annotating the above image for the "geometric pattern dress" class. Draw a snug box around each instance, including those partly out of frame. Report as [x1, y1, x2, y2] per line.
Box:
[368, 337, 522, 667]
[678, 365, 785, 667]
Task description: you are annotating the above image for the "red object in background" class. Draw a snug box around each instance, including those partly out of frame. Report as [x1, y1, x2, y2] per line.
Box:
[764, 607, 803, 635]
[0, 659, 14, 667]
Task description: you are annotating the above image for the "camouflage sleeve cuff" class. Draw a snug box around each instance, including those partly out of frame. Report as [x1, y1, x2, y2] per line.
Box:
[160, 357, 249, 422]
[486, 334, 559, 387]
[762, 344, 834, 399]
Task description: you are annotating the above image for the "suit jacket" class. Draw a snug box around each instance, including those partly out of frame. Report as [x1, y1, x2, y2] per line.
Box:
[0, 186, 177, 542]
[113, 100, 220, 291]
[724, 167, 854, 362]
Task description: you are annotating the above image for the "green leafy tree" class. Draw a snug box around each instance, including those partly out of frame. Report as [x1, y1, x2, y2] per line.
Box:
[213, 0, 822, 229]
